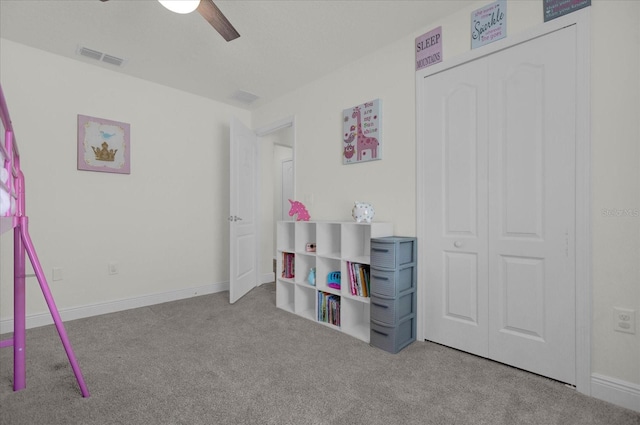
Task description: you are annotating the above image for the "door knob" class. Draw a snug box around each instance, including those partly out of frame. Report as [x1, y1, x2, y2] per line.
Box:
[228, 215, 244, 222]
[454, 241, 462, 248]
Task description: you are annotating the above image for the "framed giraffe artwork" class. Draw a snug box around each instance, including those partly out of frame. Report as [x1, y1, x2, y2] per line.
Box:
[77, 114, 130, 174]
[342, 99, 382, 164]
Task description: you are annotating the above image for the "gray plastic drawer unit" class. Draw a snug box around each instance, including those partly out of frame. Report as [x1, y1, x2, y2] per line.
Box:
[370, 316, 416, 354]
[370, 237, 416, 270]
[370, 291, 416, 325]
[369, 236, 417, 353]
[370, 265, 416, 297]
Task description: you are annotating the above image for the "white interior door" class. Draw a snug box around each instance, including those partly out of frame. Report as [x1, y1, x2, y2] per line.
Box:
[421, 25, 577, 384]
[229, 117, 258, 304]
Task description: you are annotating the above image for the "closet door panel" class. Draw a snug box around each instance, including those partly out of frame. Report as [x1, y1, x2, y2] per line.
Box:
[488, 26, 577, 385]
[501, 64, 545, 239]
[499, 255, 545, 340]
[444, 252, 479, 324]
[422, 58, 489, 358]
[444, 84, 479, 237]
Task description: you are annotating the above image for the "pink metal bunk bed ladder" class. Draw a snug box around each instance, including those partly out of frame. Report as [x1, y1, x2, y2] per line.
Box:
[0, 84, 89, 397]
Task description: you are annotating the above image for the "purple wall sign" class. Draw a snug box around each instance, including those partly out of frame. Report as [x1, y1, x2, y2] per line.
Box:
[416, 27, 442, 71]
[471, 0, 507, 49]
[543, 0, 590, 22]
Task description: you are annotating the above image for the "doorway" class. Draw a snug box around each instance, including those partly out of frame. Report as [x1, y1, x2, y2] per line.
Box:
[256, 118, 295, 286]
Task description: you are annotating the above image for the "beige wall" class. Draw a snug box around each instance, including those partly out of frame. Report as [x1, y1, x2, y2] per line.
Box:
[0, 39, 251, 317]
[253, 0, 640, 389]
[591, 2, 640, 384]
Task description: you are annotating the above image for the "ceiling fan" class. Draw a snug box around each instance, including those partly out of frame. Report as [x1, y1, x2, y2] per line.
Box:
[100, 0, 240, 42]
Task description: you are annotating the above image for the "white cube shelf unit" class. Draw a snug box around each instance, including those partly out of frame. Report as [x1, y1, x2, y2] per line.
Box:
[276, 221, 393, 342]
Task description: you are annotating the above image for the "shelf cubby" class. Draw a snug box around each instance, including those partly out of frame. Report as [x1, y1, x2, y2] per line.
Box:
[343, 260, 371, 298]
[295, 221, 317, 253]
[294, 253, 315, 285]
[276, 280, 295, 313]
[316, 222, 341, 259]
[316, 256, 341, 294]
[341, 223, 371, 263]
[295, 284, 316, 321]
[341, 297, 371, 342]
[277, 221, 296, 253]
[317, 291, 341, 327]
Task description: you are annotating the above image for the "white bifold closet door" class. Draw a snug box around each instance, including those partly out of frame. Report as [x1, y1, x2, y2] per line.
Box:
[422, 25, 577, 385]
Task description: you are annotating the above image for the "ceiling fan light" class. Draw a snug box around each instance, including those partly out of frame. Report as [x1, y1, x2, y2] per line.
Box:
[158, 0, 200, 14]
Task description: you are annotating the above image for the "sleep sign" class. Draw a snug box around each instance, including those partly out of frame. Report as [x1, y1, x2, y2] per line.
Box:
[471, 0, 507, 49]
[416, 27, 442, 71]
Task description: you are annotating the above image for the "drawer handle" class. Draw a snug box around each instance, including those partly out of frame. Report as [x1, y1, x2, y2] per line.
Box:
[372, 302, 388, 309]
[371, 328, 388, 336]
[372, 248, 389, 253]
[371, 275, 388, 281]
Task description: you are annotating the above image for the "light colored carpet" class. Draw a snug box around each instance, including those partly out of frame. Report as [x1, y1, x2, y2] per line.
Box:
[1, 283, 638, 425]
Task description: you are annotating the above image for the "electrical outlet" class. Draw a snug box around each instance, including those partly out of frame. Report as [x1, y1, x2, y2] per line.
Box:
[52, 267, 63, 281]
[108, 262, 119, 275]
[613, 307, 636, 334]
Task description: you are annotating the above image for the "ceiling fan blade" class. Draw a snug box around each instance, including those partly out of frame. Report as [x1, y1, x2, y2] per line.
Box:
[197, 0, 240, 42]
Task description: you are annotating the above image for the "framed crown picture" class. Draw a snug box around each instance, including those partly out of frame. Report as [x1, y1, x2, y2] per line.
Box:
[77, 114, 130, 174]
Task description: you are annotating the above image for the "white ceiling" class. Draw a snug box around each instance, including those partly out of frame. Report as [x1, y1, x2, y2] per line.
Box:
[0, 0, 471, 109]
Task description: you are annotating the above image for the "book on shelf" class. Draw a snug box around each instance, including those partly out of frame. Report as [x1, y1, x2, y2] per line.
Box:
[282, 252, 295, 279]
[346, 261, 370, 297]
[318, 292, 340, 326]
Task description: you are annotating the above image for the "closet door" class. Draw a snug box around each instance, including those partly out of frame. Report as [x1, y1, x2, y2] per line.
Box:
[487, 26, 577, 384]
[421, 25, 578, 385]
[422, 58, 490, 358]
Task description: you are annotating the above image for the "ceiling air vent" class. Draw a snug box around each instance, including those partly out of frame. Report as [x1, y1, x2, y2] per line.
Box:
[230, 90, 259, 105]
[76, 46, 126, 67]
[78, 46, 103, 61]
[101, 54, 125, 67]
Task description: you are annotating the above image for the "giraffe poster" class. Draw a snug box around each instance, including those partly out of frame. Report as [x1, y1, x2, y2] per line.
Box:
[342, 99, 382, 164]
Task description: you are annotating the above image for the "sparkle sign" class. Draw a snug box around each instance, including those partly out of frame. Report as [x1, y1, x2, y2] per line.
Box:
[471, 0, 507, 49]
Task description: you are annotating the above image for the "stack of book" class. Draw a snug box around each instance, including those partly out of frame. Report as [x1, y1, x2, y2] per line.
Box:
[281, 252, 295, 279]
[346, 261, 370, 297]
[318, 292, 340, 326]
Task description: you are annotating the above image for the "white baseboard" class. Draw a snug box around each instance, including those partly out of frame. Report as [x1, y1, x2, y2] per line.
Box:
[0, 281, 229, 335]
[591, 373, 640, 413]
